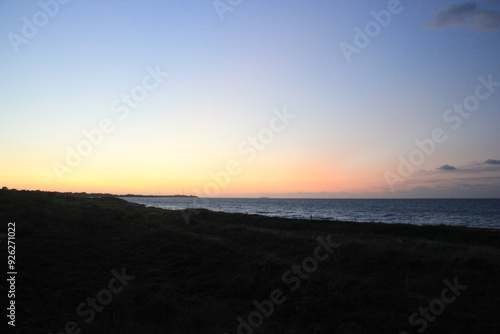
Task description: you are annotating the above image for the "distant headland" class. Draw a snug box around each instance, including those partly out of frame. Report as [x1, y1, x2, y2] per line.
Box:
[0, 187, 197, 198]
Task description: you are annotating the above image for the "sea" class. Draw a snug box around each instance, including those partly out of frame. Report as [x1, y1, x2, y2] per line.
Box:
[120, 197, 500, 229]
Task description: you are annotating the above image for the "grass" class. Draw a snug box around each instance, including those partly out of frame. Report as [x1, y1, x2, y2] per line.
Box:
[1, 189, 499, 333]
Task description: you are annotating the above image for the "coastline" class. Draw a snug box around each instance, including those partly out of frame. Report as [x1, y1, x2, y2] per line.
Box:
[121, 196, 500, 229]
[1, 189, 499, 333]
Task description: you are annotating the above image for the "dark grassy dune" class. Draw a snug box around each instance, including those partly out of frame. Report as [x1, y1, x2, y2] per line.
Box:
[1, 189, 499, 334]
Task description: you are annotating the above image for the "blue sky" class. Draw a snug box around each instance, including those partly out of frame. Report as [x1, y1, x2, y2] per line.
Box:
[1, 0, 499, 197]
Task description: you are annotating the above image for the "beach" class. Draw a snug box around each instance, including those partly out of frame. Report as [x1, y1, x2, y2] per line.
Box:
[2, 189, 500, 333]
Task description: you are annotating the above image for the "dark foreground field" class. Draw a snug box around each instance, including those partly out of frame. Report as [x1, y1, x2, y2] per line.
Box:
[1, 189, 499, 334]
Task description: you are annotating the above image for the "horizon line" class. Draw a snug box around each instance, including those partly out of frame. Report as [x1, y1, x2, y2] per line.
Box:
[2, 187, 499, 200]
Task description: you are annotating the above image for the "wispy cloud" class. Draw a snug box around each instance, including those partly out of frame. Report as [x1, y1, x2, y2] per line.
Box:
[428, 2, 500, 31]
[485, 159, 500, 165]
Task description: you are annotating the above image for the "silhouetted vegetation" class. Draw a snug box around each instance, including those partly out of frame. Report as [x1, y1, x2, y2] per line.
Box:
[1, 189, 499, 333]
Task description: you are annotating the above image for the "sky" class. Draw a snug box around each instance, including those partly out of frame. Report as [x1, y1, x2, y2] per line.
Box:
[0, 0, 499, 198]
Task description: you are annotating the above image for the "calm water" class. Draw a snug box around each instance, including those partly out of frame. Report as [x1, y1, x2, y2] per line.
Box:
[120, 197, 500, 229]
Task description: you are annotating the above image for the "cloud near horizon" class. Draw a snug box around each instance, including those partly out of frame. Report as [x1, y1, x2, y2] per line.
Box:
[387, 159, 500, 197]
[428, 2, 500, 31]
[437, 164, 457, 171]
[261, 159, 500, 198]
